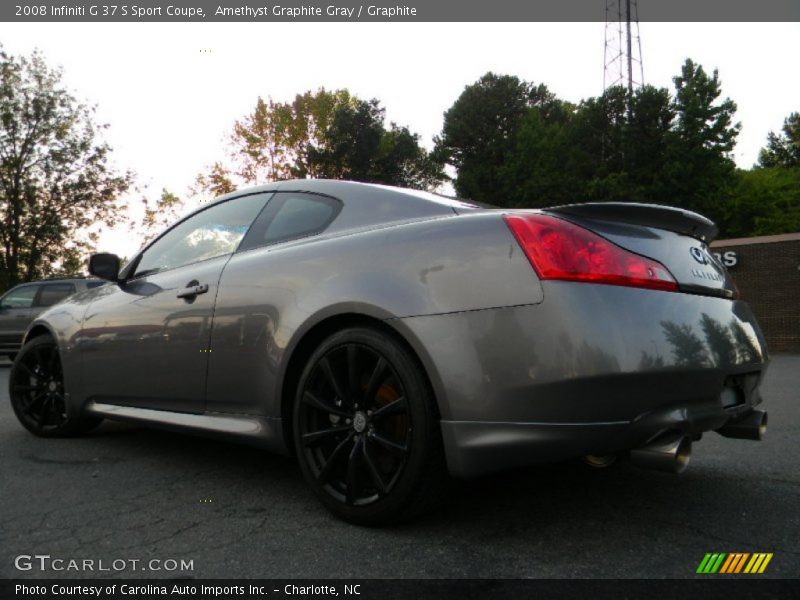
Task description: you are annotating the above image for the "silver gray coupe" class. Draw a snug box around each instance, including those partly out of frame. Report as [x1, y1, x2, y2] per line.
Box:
[9, 180, 769, 524]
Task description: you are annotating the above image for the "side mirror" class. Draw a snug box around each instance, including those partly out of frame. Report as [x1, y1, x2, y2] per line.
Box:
[88, 253, 121, 282]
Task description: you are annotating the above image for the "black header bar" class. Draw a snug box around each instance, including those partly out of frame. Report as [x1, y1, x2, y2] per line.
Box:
[4, 0, 800, 23]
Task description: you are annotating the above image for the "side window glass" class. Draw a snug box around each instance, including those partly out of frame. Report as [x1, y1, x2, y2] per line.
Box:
[134, 194, 269, 277]
[0, 285, 39, 309]
[36, 283, 77, 307]
[240, 193, 341, 251]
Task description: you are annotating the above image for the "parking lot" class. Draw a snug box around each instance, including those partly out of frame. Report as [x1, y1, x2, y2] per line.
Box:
[0, 355, 798, 579]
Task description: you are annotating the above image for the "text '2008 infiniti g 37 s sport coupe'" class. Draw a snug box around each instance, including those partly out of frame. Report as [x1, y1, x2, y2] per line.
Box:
[9, 180, 768, 524]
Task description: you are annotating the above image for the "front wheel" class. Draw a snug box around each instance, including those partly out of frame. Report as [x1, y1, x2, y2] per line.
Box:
[9, 335, 102, 437]
[293, 327, 448, 525]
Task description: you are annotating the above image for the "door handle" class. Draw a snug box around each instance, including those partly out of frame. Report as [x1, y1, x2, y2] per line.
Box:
[176, 283, 209, 299]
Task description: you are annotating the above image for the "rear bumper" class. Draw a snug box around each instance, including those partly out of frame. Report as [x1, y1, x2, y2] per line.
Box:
[441, 396, 764, 479]
[393, 281, 768, 479]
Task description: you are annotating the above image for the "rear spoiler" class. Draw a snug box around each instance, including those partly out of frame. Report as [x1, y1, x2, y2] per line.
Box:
[546, 202, 718, 243]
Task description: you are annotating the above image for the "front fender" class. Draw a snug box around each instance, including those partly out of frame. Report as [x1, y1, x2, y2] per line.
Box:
[22, 286, 108, 409]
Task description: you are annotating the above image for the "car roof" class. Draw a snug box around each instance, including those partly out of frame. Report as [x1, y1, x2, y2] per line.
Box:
[212, 179, 475, 208]
[203, 180, 481, 233]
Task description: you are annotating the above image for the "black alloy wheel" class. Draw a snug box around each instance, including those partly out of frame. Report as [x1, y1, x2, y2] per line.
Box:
[9, 335, 101, 437]
[294, 327, 448, 525]
[299, 343, 411, 505]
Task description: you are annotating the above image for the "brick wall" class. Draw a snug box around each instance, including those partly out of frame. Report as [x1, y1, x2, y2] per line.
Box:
[711, 233, 800, 353]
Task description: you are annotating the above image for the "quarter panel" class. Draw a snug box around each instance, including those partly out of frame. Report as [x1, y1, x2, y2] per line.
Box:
[205, 213, 544, 416]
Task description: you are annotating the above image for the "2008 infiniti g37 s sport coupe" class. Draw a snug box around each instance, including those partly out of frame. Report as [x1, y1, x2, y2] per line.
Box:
[9, 180, 768, 524]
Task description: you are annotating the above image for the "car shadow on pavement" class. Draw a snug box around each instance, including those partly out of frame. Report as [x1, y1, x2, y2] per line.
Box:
[4, 407, 796, 578]
[3, 357, 796, 578]
[79, 417, 774, 538]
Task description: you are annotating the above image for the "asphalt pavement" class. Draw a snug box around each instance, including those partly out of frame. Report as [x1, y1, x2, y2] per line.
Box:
[1, 355, 798, 579]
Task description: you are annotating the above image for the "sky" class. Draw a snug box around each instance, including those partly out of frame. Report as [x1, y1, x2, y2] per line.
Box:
[1, 22, 798, 258]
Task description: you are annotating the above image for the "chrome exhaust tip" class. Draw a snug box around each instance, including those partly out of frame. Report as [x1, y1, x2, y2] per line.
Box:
[716, 410, 767, 441]
[630, 432, 692, 474]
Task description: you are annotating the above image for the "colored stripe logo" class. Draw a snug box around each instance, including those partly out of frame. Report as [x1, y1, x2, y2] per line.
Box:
[696, 553, 773, 574]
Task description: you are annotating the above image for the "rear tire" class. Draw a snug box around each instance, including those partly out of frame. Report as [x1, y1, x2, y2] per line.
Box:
[293, 326, 449, 525]
[9, 335, 102, 437]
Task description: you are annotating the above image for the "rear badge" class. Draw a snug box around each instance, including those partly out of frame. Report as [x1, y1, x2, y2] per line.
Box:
[690, 247, 709, 265]
[691, 269, 723, 282]
[690, 247, 724, 281]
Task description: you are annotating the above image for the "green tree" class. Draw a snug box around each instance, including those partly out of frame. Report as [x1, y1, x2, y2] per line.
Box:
[284, 88, 354, 179]
[664, 59, 740, 220]
[498, 100, 579, 207]
[308, 97, 384, 180]
[229, 96, 291, 183]
[578, 85, 674, 204]
[435, 72, 554, 205]
[136, 189, 185, 244]
[568, 86, 630, 202]
[199, 88, 443, 193]
[439, 60, 742, 228]
[192, 161, 236, 199]
[716, 111, 800, 237]
[497, 85, 673, 208]
[373, 124, 450, 190]
[723, 167, 800, 237]
[308, 99, 443, 187]
[625, 85, 675, 202]
[758, 112, 800, 168]
[227, 91, 352, 183]
[0, 47, 131, 289]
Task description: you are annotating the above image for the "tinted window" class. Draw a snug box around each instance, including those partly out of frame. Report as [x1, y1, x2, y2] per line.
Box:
[0, 285, 39, 308]
[36, 283, 77, 307]
[240, 193, 341, 251]
[134, 194, 268, 277]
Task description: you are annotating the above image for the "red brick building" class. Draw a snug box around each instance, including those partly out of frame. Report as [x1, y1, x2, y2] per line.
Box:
[711, 232, 800, 353]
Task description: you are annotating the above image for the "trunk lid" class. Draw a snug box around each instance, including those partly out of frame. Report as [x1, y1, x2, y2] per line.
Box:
[546, 203, 737, 299]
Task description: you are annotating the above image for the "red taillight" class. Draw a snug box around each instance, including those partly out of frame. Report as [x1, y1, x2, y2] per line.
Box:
[503, 213, 679, 292]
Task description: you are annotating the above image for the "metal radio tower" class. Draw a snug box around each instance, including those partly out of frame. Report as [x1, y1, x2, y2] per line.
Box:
[603, 0, 644, 92]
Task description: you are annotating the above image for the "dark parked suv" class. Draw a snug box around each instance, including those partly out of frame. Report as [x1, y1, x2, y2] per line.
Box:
[0, 278, 106, 359]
